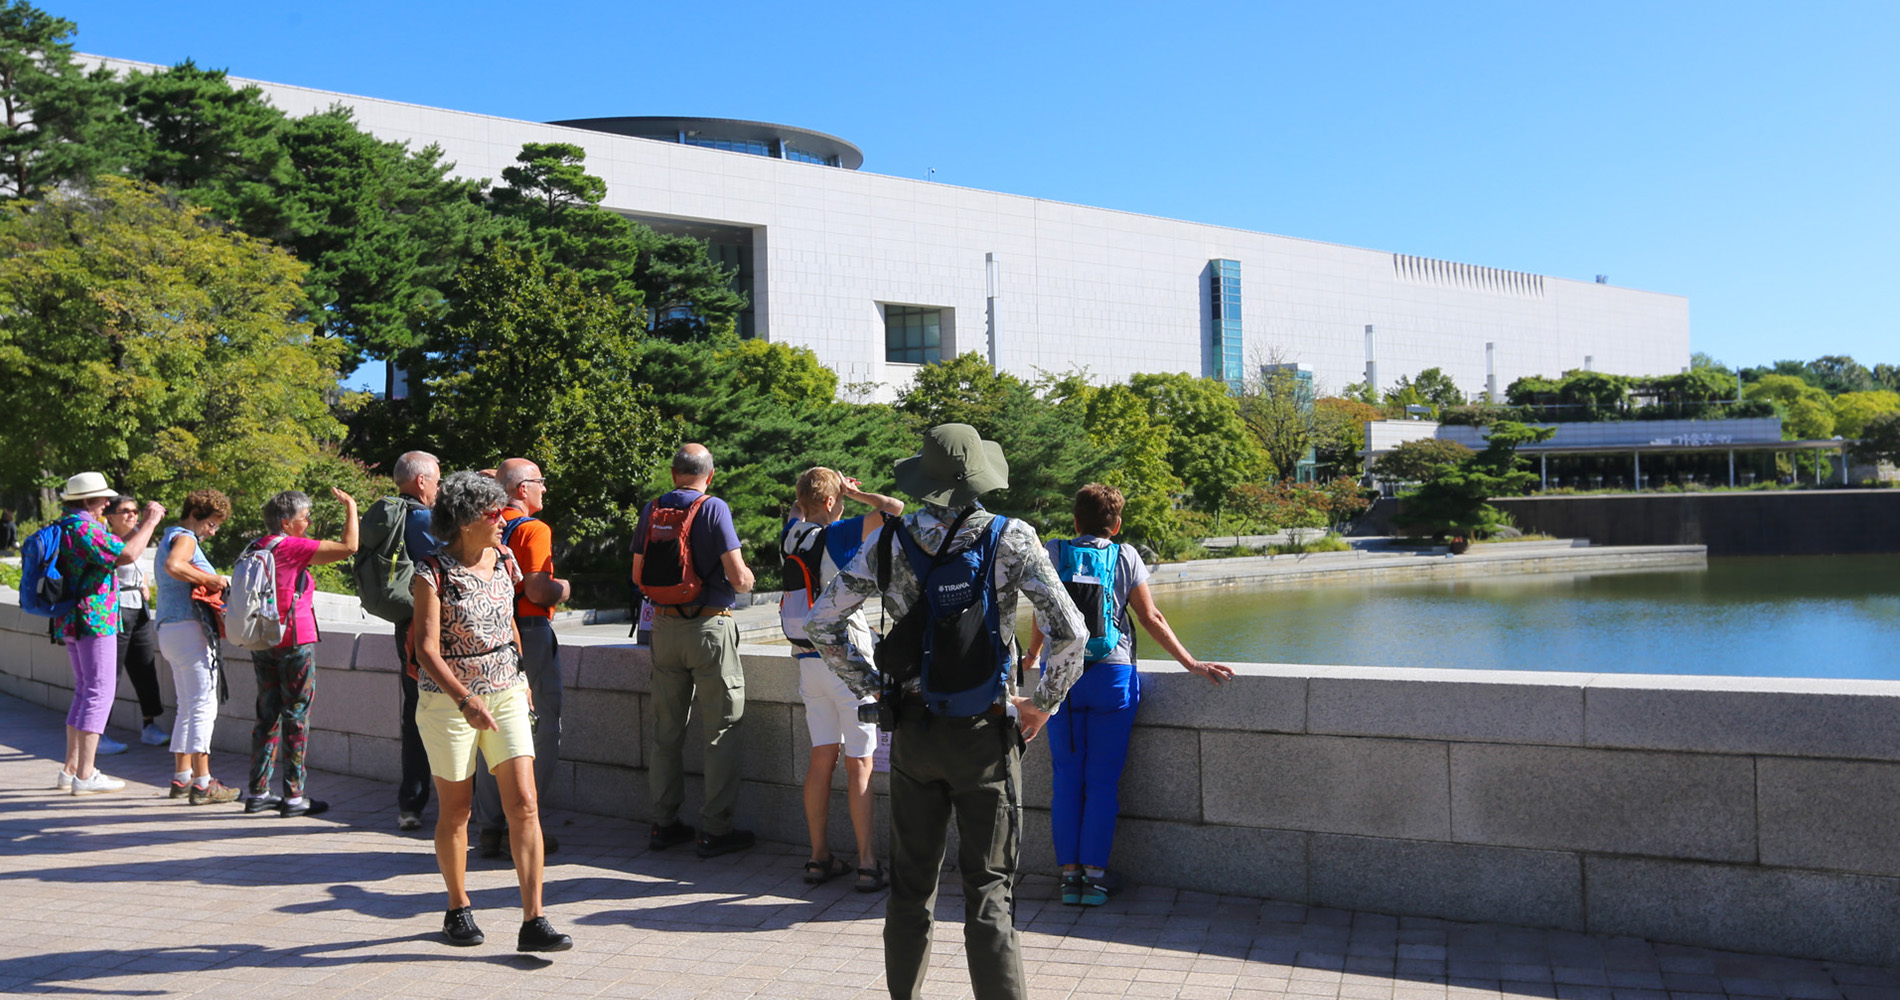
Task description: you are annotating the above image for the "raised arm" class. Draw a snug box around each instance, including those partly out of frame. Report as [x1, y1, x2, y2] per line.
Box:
[1127, 582, 1232, 685]
[309, 489, 360, 566]
[113, 501, 165, 566]
[843, 477, 905, 541]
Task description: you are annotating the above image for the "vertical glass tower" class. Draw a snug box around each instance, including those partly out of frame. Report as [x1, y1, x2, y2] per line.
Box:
[1211, 259, 1243, 391]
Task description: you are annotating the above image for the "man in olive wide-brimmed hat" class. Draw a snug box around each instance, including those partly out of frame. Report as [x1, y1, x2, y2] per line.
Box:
[806, 423, 1088, 1000]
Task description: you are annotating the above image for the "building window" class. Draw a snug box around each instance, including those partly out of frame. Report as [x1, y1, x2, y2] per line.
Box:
[1211, 259, 1243, 391]
[783, 144, 838, 166]
[884, 305, 944, 365]
[683, 135, 772, 156]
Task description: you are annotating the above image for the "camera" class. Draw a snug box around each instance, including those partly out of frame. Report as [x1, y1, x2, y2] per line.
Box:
[858, 694, 896, 732]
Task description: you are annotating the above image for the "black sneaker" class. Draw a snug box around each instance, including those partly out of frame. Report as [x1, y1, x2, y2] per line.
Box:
[279, 798, 329, 818]
[478, 828, 507, 859]
[517, 916, 573, 953]
[648, 820, 694, 851]
[243, 794, 283, 814]
[695, 828, 755, 859]
[443, 906, 484, 947]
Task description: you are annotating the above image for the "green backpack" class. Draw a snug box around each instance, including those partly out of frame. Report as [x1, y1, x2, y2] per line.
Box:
[355, 496, 423, 622]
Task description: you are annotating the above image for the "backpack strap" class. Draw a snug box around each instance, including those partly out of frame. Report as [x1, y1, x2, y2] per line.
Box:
[502, 514, 537, 547]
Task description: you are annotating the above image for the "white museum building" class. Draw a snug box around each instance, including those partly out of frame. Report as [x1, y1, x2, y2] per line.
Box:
[94, 56, 1692, 400]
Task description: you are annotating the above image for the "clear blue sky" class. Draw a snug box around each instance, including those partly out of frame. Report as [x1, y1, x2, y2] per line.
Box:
[61, 0, 1900, 373]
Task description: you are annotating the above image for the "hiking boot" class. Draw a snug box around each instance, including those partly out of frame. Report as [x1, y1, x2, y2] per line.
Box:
[443, 906, 484, 947]
[244, 794, 284, 814]
[189, 779, 241, 805]
[695, 829, 755, 859]
[648, 820, 694, 851]
[140, 723, 171, 746]
[71, 771, 125, 795]
[517, 916, 572, 953]
[397, 810, 423, 832]
[279, 798, 329, 818]
[478, 828, 507, 859]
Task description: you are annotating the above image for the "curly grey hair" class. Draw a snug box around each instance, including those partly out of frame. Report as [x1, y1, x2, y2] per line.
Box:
[431, 470, 508, 540]
[263, 491, 311, 534]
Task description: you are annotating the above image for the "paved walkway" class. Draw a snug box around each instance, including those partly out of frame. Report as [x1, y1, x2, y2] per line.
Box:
[1, 693, 1894, 1000]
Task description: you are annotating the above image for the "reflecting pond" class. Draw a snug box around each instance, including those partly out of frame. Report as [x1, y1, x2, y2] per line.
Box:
[1151, 555, 1900, 679]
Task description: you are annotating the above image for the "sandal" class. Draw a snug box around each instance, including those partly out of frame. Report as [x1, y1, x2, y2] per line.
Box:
[856, 861, 887, 893]
[803, 857, 851, 885]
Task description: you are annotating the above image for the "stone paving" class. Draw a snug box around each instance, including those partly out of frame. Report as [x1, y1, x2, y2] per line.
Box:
[1, 692, 1895, 1000]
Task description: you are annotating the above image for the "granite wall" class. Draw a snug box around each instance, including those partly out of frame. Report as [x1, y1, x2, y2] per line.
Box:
[4, 594, 1897, 965]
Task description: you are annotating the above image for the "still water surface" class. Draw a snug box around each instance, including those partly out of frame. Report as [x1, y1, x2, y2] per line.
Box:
[1153, 555, 1900, 679]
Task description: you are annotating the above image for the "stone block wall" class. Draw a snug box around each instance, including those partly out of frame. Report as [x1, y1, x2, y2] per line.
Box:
[4, 592, 1899, 965]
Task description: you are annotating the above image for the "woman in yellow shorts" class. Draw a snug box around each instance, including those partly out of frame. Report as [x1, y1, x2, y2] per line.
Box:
[412, 471, 571, 953]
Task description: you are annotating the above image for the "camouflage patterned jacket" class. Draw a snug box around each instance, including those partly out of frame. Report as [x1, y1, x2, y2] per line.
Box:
[806, 503, 1088, 713]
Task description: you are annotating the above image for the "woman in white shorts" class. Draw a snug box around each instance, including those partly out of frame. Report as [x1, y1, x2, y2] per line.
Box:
[412, 471, 570, 953]
[780, 467, 903, 890]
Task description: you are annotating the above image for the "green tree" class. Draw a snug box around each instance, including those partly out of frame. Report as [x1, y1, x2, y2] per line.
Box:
[0, 1, 134, 200]
[269, 108, 504, 370]
[1873, 363, 1900, 393]
[1746, 374, 1836, 439]
[1853, 412, 1900, 466]
[635, 228, 749, 341]
[1240, 364, 1318, 482]
[119, 60, 292, 228]
[488, 141, 642, 305]
[1126, 371, 1263, 510]
[488, 141, 747, 339]
[1650, 367, 1738, 404]
[1078, 382, 1183, 548]
[1393, 422, 1553, 539]
[716, 338, 837, 405]
[1831, 391, 1900, 439]
[1806, 355, 1877, 395]
[1370, 439, 1475, 483]
[416, 242, 673, 541]
[1312, 396, 1384, 479]
[1410, 367, 1465, 409]
[0, 176, 345, 528]
[896, 353, 1108, 531]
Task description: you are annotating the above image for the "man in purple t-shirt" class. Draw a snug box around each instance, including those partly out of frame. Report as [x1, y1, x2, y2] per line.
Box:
[630, 444, 756, 857]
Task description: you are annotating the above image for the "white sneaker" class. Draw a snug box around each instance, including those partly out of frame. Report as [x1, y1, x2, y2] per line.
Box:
[96, 735, 128, 756]
[140, 723, 170, 746]
[71, 771, 126, 795]
[55, 770, 74, 791]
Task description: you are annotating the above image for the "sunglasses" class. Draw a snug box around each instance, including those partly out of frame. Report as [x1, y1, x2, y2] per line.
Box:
[480, 508, 509, 523]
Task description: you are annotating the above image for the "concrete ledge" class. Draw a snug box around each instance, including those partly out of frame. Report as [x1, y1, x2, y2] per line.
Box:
[1450, 744, 1756, 861]
[1309, 666, 1589, 745]
[1584, 675, 1900, 760]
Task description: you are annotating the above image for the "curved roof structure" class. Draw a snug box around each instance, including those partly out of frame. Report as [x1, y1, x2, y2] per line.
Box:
[549, 116, 864, 170]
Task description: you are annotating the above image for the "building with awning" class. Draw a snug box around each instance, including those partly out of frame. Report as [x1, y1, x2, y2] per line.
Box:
[1364, 417, 1863, 489]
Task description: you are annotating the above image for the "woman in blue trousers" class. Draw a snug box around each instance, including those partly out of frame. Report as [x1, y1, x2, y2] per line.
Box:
[1026, 484, 1233, 905]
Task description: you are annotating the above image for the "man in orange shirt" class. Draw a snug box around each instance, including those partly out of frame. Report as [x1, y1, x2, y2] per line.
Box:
[475, 458, 572, 859]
